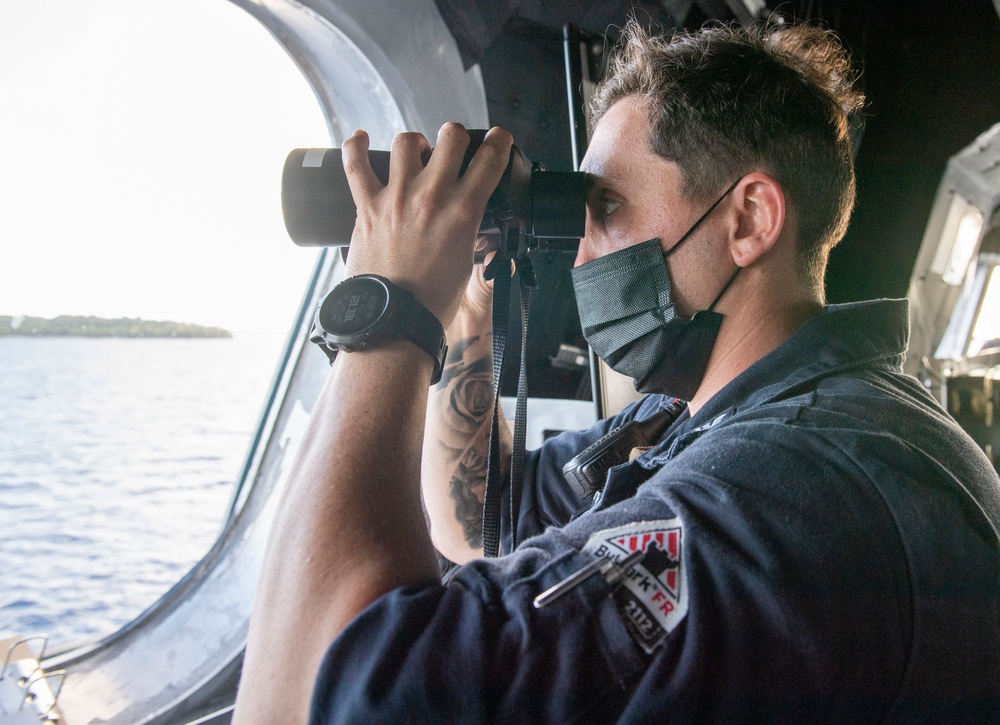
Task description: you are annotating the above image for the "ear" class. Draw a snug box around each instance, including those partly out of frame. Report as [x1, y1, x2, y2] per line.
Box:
[727, 172, 785, 267]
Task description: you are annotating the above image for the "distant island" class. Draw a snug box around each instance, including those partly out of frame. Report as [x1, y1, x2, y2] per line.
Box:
[0, 315, 232, 338]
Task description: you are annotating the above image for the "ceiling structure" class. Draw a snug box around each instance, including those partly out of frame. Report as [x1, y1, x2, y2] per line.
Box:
[434, 0, 1000, 304]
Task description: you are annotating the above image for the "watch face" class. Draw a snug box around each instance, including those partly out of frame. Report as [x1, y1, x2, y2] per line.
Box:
[319, 277, 389, 336]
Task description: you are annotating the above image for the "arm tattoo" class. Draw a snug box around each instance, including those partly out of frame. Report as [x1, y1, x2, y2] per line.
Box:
[449, 425, 489, 548]
[433, 335, 498, 548]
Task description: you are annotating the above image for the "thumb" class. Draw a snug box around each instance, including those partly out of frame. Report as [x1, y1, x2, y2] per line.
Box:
[467, 251, 496, 311]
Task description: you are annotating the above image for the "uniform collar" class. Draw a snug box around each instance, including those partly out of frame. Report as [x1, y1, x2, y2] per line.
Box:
[644, 299, 909, 463]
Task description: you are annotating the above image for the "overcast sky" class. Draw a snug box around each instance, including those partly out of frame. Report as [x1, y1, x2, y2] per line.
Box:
[0, 0, 331, 332]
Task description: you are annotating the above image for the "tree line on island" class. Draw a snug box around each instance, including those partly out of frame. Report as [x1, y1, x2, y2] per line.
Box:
[0, 315, 232, 338]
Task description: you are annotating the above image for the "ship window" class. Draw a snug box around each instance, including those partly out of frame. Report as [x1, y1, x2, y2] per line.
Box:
[0, 0, 328, 647]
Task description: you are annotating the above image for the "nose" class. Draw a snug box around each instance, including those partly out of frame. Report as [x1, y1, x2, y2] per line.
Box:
[572, 209, 600, 267]
[573, 244, 594, 268]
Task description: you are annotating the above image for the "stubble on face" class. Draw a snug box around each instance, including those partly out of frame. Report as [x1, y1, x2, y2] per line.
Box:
[578, 96, 731, 315]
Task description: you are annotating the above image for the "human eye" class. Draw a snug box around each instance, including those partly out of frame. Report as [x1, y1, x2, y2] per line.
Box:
[588, 187, 622, 221]
[584, 175, 624, 222]
[601, 195, 622, 218]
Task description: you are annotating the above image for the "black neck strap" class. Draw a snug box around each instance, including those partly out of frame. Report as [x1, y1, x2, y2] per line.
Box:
[479, 178, 741, 557]
[482, 223, 535, 558]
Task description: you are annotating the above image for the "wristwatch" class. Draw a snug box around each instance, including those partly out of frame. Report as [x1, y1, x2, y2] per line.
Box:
[310, 274, 447, 384]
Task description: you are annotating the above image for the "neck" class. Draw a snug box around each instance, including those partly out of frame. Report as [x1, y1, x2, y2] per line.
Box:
[687, 287, 822, 415]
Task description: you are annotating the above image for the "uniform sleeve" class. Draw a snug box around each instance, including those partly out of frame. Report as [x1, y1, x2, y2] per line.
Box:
[310, 415, 922, 724]
[308, 528, 650, 724]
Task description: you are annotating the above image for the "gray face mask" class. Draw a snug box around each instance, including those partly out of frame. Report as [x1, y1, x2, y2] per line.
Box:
[571, 180, 740, 401]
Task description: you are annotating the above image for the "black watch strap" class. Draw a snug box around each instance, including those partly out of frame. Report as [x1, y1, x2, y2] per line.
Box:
[395, 287, 448, 384]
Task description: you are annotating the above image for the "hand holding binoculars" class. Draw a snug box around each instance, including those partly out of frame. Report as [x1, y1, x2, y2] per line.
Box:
[281, 130, 586, 255]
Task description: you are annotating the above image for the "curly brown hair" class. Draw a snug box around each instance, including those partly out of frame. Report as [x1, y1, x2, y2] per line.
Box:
[590, 20, 865, 286]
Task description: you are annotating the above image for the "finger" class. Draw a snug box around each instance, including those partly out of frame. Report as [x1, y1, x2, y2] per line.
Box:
[472, 234, 502, 264]
[389, 131, 431, 183]
[340, 130, 381, 207]
[461, 126, 513, 205]
[466, 251, 496, 308]
[479, 248, 497, 270]
[426, 122, 471, 181]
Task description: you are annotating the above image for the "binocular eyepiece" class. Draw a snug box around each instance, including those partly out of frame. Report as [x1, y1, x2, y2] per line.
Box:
[281, 130, 586, 252]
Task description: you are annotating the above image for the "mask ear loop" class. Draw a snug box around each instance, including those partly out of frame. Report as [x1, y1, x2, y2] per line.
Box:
[663, 177, 743, 259]
[707, 265, 741, 312]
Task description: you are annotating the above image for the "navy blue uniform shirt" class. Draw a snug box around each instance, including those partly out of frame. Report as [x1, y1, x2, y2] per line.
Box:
[310, 300, 1000, 723]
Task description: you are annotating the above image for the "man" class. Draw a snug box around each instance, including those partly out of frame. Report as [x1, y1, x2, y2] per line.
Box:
[235, 20, 1000, 724]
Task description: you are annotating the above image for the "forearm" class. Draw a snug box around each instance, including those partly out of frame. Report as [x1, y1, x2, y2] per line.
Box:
[422, 310, 511, 563]
[234, 123, 513, 724]
[235, 344, 440, 724]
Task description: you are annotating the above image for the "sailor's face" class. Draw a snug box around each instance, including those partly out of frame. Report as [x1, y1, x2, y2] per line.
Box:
[575, 95, 731, 315]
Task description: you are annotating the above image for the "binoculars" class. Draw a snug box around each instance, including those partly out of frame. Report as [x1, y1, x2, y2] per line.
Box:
[281, 130, 586, 252]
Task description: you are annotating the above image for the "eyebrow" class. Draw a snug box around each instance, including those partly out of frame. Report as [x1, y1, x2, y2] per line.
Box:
[584, 171, 628, 197]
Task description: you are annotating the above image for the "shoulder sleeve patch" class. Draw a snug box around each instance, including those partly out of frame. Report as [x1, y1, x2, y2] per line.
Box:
[582, 519, 688, 654]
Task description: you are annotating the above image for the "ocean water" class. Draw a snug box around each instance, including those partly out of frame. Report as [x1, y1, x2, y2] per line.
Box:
[0, 333, 288, 650]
